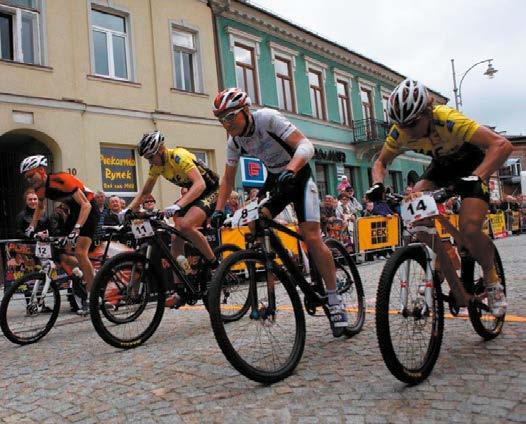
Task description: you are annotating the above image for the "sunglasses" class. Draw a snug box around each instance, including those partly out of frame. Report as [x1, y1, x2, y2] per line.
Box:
[24, 169, 39, 179]
[217, 108, 242, 124]
[144, 200, 155, 204]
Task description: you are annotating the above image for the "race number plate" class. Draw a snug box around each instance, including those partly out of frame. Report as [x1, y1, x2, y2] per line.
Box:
[131, 219, 155, 239]
[401, 193, 439, 224]
[35, 242, 52, 259]
[231, 202, 259, 227]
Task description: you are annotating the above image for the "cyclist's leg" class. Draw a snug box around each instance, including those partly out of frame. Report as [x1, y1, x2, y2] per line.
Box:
[75, 236, 95, 291]
[173, 206, 215, 262]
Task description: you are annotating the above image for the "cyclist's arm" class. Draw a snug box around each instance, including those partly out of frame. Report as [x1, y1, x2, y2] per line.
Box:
[71, 189, 92, 228]
[127, 175, 158, 211]
[215, 165, 237, 211]
[175, 168, 206, 208]
[283, 129, 314, 174]
[29, 199, 45, 230]
[468, 127, 513, 180]
[372, 146, 399, 183]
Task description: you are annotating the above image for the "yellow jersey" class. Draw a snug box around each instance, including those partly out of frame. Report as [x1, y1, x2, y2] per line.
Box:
[384, 105, 481, 159]
[148, 148, 218, 189]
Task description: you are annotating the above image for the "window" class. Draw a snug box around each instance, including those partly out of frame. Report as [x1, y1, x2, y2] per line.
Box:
[0, 0, 41, 64]
[309, 69, 325, 120]
[389, 170, 402, 194]
[190, 149, 208, 166]
[360, 87, 374, 120]
[316, 164, 329, 199]
[91, 8, 130, 80]
[172, 27, 201, 92]
[234, 42, 259, 104]
[337, 80, 352, 126]
[275, 56, 295, 112]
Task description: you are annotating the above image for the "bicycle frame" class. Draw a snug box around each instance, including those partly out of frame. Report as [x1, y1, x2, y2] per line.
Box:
[402, 215, 490, 312]
[250, 216, 326, 310]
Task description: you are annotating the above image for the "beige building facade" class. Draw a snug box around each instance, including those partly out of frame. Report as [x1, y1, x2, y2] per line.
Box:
[0, 0, 226, 238]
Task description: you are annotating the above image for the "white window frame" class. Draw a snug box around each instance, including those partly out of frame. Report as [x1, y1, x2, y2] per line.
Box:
[358, 78, 376, 120]
[305, 56, 328, 120]
[189, 149, 208, 167]
[380, 88, 391, 122]
[89, 5, 132, 81]
[0, 1, 41, 64]
[269, 41, 298, 113]
[170, 21, 204, 93]
[334, 68, 354, 126]
[226, 26, 262, 104]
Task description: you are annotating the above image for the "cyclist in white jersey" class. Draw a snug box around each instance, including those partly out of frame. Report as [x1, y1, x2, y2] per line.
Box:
[210, 88, 348, 337]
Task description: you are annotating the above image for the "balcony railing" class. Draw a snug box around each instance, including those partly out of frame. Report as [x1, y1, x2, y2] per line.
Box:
[352, 118, 390, 143]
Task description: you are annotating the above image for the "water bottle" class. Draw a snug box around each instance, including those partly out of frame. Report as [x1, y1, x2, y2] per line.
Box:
[176, 255, 191, 274]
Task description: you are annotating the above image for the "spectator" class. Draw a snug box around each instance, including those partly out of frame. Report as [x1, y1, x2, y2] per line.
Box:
[344, 186, 363, 215]
[93, 190, 109, 240]
[337, 175, 351, 193]
[336, 194, 355, 224]
[320, 195, 337, 234]
[16, 188, 50, 237]
[142, 194, 157, 212]
[104, 195, 123, 225]
[363, 201, 375, 217]
[119, 197, 127, 210]
[404, 185, 414, 196]
[49, 203, 70, 236]
[224, 191, 240, 216]
[247, 188, 259, 203]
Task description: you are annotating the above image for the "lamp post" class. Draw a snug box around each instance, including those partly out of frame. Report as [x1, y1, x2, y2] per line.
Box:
[451, 58, 498, 110]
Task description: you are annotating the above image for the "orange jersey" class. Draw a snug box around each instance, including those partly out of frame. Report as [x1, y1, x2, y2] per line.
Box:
[36, 173, 94, 205]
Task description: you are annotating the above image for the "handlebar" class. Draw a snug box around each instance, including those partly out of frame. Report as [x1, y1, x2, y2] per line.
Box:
[386, 188, 455, 205]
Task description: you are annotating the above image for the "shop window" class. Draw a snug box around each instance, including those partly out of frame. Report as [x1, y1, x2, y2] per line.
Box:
[316, 163, 329, 198]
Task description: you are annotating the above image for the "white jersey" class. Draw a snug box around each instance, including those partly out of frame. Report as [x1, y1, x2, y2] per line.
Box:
[226, 108, 298, 174]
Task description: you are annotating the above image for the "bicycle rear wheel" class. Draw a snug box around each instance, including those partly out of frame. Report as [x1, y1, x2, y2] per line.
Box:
[0, 272, 60, 345]
[89, 252, 165, 349]
[208, 250, 306, 384]
[466, 245, 506, 340]
[213, 243, 250, 322]
[325, 238, 365, 337]
[375, 245, 444, 385]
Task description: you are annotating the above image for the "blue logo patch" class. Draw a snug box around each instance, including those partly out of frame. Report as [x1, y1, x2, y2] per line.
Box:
[446, 120, 455, 132]
[390, 128, 400, 140]
[175, 155, 181, 164]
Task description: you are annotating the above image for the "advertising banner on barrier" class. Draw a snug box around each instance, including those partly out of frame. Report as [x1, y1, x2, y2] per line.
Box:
[435, 214, 459, 239]
[489, 212, 507, 239]
[356, 216, 400, 253]
[511, 211, 520, 233]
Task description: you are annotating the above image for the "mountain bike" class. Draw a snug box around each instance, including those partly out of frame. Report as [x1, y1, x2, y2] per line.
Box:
[375, 189, 506, 385]
[89, 211, 240, 349]
[208, 193, 365, 384]
[0, 228, 126, 345]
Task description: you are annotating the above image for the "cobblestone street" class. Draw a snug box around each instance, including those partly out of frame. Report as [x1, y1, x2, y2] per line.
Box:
[1, 235, 525, 423]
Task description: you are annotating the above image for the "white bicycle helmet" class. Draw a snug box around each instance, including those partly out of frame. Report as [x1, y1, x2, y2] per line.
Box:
[387, 78, 429, 126]
[20, 155, 48, 174]
[137, 131, 164, 157]
[213, 88, 252, 116]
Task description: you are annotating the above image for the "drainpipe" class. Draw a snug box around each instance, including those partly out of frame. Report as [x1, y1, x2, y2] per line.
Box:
[208, 0, 230, 91]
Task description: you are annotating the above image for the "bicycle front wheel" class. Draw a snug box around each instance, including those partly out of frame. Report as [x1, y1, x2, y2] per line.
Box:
[213, 243, 250, 322]
[89, 252, 165, 349]
[325, 238, 365, 337]
[208, 250, 306, 384]
[0, 272, 60, 345]
[375, 245, 444, 385]
[466, 245, 506, 340]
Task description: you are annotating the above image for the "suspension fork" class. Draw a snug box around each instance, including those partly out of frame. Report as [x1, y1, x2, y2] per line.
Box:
[31, 261, 53, 308]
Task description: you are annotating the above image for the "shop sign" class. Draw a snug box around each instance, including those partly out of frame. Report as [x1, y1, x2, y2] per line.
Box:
[100, 146, 138, 194]
[314, 148, 346, 163]
[240, 157, 267, 187]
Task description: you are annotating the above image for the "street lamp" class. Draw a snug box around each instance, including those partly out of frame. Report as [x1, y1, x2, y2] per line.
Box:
[451, 58, 498, 110]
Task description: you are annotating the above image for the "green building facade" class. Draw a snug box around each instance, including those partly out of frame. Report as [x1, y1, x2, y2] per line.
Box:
[209, 0, 447, 199]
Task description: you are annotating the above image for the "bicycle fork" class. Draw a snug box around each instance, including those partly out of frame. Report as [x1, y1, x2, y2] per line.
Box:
[399, 245, 436, 316]
[29, 262, 53, 313]
[249, 230, 276, 321]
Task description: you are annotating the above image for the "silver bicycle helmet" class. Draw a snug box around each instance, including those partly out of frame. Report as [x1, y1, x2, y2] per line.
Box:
[387, 78, 429, 126]
[137, 131, 165, 157]
[20, 155, 48, 174]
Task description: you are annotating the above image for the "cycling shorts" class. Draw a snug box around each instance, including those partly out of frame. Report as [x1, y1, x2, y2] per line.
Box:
[178, 185, 219, 219]
[65, 200, 100, 239]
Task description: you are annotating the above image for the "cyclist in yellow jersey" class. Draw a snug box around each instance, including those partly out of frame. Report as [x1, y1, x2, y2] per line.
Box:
[125, 131, 220, 308]
[369, 79, 512, 317]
